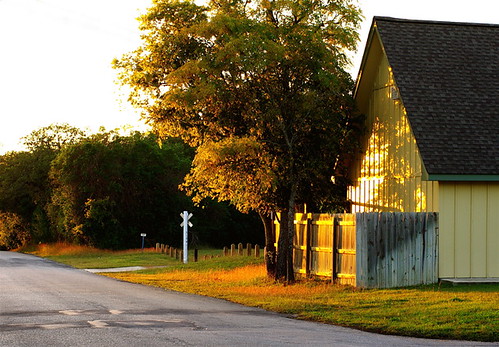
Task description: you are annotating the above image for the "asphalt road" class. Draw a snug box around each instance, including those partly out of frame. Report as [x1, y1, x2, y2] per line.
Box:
[0, 251, 495, 347]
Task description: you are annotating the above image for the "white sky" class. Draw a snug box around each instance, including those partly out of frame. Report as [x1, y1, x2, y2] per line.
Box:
[0, 0, 497, 153]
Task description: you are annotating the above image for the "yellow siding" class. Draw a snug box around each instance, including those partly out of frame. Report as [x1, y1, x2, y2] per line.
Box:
[487, 185, 499, 277]
[439, 182, 499, 278]
[348, 51, 438, 213]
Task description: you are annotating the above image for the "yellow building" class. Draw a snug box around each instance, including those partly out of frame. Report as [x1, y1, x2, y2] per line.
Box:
[350, 17, 499, 279]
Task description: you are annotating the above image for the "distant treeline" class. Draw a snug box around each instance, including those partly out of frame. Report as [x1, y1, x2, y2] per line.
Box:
[0, 124, 263, 250]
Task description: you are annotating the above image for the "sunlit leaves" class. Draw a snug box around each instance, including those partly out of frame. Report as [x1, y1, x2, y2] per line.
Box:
[0, 212, 31, 250]
[183, 136, 276, 213]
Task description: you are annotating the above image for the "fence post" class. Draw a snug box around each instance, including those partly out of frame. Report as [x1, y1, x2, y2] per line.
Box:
[230, 244, 236, 256]
[238, 243, 243, 256]
[246, 243, 251, 256]
[223, 246, 228, 256]
[255, 244, 260, 257]
[194, 249, 198, 262]
[305, 217, 311, 277]
[331, 216, 337, 284]
[155, 243, 160, 252]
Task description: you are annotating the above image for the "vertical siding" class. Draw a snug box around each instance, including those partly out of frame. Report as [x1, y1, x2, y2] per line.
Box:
[439, 185, 455, 278]
[471, 184, 487, 277]
[348, 53, 437, 213]
[439, 182, 499, 278]
[487, 184, 499, 277]
[454, 185, 471, 277]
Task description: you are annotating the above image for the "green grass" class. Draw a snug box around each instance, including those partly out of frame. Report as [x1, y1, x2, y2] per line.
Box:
[24, 242, 224, 269]
[28, 244, 499, 342]
[45, 251, 179, 269]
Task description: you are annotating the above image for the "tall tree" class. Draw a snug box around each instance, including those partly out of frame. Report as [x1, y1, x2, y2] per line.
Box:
[21, 123, 87, 152]
[114, 0, 362, 281]
[0, 124, 86, 244]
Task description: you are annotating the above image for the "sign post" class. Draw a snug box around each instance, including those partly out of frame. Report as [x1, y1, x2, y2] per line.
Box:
[180, 211, 192, 264]
[140, 233, 146, 251]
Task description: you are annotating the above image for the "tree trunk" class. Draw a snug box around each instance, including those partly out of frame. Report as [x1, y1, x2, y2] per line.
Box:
[276, 209, 289, 281]
[285, 201, 295, 282]
[259, 211, 276, 279]
[276, 186, 297, 283]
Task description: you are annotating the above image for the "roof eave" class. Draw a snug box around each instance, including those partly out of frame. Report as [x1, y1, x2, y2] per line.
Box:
[353, 17, 378, 99]
[427, 174, 499, 182]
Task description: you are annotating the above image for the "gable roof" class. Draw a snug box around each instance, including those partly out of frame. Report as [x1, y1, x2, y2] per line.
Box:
[360, 17, 499, 178]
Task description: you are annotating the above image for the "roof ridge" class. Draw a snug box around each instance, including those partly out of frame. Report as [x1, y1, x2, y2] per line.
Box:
[374, 16, 499, 28]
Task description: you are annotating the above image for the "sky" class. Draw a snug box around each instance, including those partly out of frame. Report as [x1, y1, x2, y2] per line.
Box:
[0, 0, 497, 153]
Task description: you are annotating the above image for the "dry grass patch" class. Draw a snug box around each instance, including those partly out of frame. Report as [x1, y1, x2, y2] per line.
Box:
[27, 242, 106, 256]
[22, 243, 175, 269]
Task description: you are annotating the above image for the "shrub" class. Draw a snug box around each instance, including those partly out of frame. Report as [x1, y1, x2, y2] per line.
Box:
[0, 212, 30, 250]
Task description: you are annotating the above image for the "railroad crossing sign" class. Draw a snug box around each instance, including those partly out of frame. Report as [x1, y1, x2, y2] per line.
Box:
[180, 212, 193, 228]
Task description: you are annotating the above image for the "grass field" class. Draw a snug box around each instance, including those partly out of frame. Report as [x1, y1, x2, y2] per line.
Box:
[25, 243, 499, 342]
[25, 242, 223, 269]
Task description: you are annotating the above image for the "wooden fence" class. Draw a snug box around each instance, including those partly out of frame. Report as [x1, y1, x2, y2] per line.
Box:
[275, 213, 356, 286]
[356, 212, 439, 288]
[155, 242, 261, 261]
[276, 212, 439, 288]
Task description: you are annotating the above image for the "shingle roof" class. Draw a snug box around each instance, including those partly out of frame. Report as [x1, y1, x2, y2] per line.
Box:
[374, 17, 499, 176]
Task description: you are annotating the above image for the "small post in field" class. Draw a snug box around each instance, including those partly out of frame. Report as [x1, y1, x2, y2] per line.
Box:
[180, 211, 193, 264]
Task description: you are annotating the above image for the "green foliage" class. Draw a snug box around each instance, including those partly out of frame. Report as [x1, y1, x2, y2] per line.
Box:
[21, 123, 87, 152]
[48, 132, 191, 248]
[0, 149, 55, 243]
[0, 124, 88, 244]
